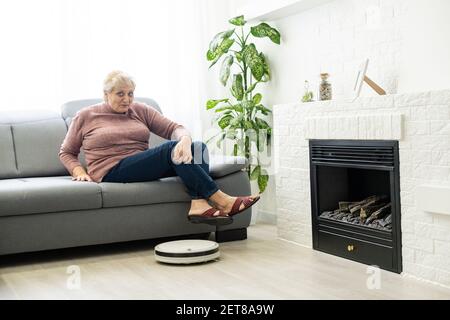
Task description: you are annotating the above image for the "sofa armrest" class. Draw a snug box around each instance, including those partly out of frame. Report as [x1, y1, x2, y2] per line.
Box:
[209, 155, 248, 178]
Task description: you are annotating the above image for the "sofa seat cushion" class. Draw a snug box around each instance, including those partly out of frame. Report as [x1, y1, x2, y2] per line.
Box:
[0, 177, 102, 218]
[100, 177, 192, 208]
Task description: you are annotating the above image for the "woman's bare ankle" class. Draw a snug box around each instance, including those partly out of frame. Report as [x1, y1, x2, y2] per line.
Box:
[209, 190, 233, 210]
[189, 199, 221, 216]
[190, 199, 209, 209]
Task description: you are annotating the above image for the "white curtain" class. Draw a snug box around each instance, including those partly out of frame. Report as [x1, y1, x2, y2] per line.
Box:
[0, 0, 220, 140]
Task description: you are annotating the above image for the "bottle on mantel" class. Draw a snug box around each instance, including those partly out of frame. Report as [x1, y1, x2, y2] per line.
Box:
[319, 73, 332, 101]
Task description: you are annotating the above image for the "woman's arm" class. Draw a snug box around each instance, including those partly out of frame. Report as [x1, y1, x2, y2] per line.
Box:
[143, 104, 188, 140]
[171, 127, 192, 142]
[59, 114, 91, 180]
[142, 104, 193, 163]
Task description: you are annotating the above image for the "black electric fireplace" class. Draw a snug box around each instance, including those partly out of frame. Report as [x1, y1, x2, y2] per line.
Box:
[309, 140, 402, 273]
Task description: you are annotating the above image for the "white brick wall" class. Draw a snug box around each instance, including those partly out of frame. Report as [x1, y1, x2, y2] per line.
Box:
[273, 89, 450, 288]
[256, 0, 407, 107]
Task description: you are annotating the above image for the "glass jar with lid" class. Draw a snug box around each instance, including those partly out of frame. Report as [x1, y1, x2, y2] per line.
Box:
[319, 73, 332, 101]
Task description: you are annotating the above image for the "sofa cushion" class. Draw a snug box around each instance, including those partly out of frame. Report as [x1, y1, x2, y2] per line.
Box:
[0, 176, 102, 217]
[0, 111, 68, 179]
[100, 177, 191, 208]
[0, 125, 18, 179]
[13, 118, 68, 177]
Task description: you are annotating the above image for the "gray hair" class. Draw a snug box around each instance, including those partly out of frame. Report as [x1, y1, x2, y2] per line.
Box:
[103, 70, 136, 94]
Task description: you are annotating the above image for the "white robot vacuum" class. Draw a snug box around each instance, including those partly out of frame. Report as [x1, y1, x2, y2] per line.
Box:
[154, 240, 220, 264]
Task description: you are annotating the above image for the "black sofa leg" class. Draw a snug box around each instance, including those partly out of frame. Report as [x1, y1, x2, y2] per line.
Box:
[215, 228, 247, 243]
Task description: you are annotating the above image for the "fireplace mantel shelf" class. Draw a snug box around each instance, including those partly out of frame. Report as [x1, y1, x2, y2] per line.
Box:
[273, 90, 450, 109]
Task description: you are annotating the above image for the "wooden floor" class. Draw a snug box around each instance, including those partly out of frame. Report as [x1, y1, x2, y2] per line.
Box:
[0, 224, 449, 300]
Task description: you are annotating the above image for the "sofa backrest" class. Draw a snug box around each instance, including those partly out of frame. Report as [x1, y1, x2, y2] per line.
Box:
[60, 97, 168, 149]
[0, 111, 68, 179]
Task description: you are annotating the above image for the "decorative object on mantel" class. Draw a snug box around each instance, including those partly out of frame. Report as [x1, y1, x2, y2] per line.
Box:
[301, 80, 314, 102]
[353, 58, 386, 98]
[205, 15, 281, 193]
[319, 73, 332, 101]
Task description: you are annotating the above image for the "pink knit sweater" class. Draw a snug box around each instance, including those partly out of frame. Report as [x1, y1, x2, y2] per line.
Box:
[59, 102, 184, 182]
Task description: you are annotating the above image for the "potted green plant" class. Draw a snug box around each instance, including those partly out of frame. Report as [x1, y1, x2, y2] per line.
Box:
[205, 15, 281, 194]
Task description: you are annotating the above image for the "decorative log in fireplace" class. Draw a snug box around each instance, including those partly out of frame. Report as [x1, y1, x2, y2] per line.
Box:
[320, 195, 392, 231]
[310, 140, 402, 273]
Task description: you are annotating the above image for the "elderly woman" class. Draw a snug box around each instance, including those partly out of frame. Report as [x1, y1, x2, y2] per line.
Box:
[59, 71, 259, 225]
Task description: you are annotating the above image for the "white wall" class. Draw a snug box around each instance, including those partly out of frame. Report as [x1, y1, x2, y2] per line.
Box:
[398, 0, 450, 93]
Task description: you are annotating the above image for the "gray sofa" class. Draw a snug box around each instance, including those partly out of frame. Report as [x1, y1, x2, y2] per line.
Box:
[0, 98, 251, 256]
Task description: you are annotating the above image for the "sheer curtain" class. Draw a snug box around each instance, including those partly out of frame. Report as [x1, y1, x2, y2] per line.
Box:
[0, 0, 215, 139]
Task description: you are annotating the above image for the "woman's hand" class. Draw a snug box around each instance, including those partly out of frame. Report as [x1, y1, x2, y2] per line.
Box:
[172, 136, 193, 164]
[72, 166, 93, 182]
[72, 173, 93, 182]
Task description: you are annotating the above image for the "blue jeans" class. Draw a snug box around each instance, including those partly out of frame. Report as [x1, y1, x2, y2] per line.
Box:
[102, 141, 219, 200]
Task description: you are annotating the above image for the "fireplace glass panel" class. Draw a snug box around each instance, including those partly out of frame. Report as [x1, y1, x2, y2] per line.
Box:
[317, 166, 392, 231]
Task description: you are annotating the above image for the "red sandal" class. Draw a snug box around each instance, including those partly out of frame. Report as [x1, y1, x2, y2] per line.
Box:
[188, 207, 233, 226]
[229, 195, 261, 217]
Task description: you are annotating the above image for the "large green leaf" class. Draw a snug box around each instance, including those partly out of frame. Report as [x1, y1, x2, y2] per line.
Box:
[215, 104, 243, 113]
[250, 165, 261, 181]
[242, 43, 258, 62]
[208, 38, 235, 68]
[255, 117, 270, 129]
[206, 50, 216, 61]
[242, 44, 265, 81]
[229, 15, 246, 26]
[206, 99, 228, 110]
[231, 74, 244, 101]
[249, 61, 264, 81]
[244, 120, 254, 130]
[252, 93, 262, 105]
[255, 104, 272, 115]
[259, 53, 271, 81]
[208, 29, 234, 56]
[218, 115, 233, 129]
[245, 82, 257, 94]
[219, 55, 234, 86]
[258, 173, 269, 193]
[250, 23, 281, 44]
[235, 51, 243, 63]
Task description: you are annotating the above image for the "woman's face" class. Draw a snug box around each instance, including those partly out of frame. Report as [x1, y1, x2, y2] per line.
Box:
[105, 84, 134, 113]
